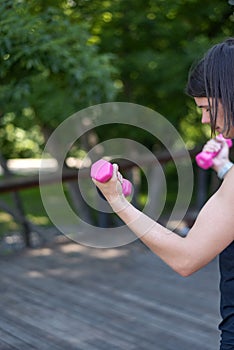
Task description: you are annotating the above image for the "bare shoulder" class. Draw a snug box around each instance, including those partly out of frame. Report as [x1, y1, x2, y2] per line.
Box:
[217, 165, 234, 202]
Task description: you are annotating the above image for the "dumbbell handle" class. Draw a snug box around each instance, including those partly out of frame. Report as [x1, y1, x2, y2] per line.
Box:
[90, 159, 132, 197]
[196, 135, 232, 169]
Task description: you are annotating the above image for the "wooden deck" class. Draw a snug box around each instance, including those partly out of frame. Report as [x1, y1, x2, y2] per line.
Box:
[0, 236, 221, 350]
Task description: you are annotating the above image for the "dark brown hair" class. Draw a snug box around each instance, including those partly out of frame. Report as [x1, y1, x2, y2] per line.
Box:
[186, 38, 234, 134]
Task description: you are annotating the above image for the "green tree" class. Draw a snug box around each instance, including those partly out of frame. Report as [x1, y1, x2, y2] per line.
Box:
[0, 0, 118, 158]
[0, 0, 233, 157]
[73, 0, 234, 146]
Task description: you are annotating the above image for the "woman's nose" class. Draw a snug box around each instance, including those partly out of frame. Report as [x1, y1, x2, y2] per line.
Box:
[201, 111, 210, 124]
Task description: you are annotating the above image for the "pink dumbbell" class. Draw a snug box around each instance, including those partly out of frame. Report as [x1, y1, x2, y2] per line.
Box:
[195, 134, 233, 169]
[90, 159, 132, 196]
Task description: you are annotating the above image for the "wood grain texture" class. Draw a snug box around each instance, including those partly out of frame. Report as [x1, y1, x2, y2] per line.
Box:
[0, 237, 220, 350]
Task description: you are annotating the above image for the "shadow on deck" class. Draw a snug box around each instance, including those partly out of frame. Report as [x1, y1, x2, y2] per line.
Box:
[0, 236, 220, 350]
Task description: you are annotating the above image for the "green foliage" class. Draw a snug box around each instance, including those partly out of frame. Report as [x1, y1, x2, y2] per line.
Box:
[0, 111, 44, 158]
[0, 186, 51, 239]
[0, 0, 233, 158]
[0, 0, 118, 157]
[73, 0, 233, 144]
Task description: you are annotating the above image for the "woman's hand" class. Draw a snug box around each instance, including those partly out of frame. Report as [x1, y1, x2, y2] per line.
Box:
[91, 163, 124, 203]
[202, 135, 230, 172]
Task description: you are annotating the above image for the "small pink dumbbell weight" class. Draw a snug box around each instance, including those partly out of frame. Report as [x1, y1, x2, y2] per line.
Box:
[90, 159, 132, 196]
[195, 134, 233, 169]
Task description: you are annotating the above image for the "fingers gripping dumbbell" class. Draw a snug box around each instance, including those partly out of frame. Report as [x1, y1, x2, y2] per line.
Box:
[90, 159, 132, 197]
[195, 134, 233, 169]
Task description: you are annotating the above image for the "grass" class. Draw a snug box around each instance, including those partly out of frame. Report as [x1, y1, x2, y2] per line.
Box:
[0, 187, 51, 239]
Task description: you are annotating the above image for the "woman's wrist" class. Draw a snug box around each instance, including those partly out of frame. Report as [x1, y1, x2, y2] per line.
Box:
[213, 159, 230, 173]
[216, 161, 233, 180]
[107, 194, 131, 213]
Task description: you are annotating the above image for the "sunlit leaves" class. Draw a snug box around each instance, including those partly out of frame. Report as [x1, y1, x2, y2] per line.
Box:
[0, 0, 118, 157]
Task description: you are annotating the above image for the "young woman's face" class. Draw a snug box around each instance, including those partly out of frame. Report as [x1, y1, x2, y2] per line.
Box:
[194, 97, 234, 138]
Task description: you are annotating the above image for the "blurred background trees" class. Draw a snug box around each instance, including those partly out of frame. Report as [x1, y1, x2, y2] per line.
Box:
[0, 0, 117, 158]
[0, 0, 233, 159]
[0, 0, 233, 239]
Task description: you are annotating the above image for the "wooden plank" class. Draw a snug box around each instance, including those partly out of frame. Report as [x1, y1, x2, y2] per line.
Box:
[0, 240, 220, 350]
[0, 275, 139, 349]
[0, 327, 25, 350]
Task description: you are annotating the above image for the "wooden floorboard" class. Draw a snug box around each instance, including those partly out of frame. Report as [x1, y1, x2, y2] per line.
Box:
[0, 236, 220, 350]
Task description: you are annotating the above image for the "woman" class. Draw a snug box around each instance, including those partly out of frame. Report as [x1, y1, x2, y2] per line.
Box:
[92, 38, 234, 349]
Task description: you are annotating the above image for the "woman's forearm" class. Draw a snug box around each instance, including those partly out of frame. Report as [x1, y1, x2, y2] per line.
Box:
[108, 194, 191, 276]
[94, 162, 234, 277]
